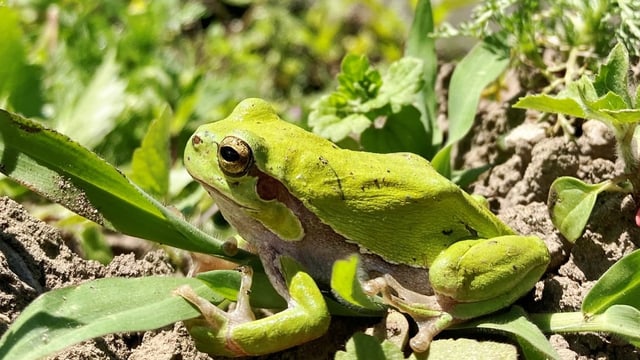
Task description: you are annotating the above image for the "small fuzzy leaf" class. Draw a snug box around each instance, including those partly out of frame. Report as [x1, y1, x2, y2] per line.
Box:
[309, 111, 371, 143]
[513, 95, 587, 119]
[594, 43, 632, 106]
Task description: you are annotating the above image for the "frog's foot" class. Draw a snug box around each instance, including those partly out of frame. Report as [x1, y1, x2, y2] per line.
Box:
[364, 275, 456, 353]
[176, 260, 331, 357]
[175, 266, 256, 356]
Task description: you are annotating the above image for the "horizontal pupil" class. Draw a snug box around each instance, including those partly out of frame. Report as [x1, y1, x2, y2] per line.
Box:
[220, 146, 240, 162]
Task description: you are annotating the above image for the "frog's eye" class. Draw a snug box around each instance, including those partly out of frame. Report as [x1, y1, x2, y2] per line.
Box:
[218, 136, 253, 177]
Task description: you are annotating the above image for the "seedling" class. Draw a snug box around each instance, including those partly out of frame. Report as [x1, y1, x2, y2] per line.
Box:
[515, 43, 640, 241]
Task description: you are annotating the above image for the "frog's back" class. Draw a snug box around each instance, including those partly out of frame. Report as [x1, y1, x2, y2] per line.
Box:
[278, 145, 515, 267]
[226, 99, 514, 267]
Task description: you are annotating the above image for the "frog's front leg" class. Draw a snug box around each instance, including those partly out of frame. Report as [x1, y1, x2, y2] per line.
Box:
[366, 235, 549, 353]
[176, 258, 330, 357]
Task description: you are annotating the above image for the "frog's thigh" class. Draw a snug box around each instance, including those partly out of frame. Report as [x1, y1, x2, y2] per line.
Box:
[429, 235, 548, 303]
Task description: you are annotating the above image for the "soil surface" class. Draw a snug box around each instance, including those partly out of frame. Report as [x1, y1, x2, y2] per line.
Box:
[2, 77, 640, 360]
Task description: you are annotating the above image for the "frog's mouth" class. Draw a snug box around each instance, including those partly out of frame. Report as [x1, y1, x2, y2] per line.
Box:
[196, 180, 258, 212]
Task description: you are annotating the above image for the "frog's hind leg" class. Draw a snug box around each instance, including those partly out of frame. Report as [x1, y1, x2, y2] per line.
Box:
[363, 275, 457, 353]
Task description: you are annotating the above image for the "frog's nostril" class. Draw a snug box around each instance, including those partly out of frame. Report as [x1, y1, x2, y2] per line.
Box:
[192, 135, 203, 145]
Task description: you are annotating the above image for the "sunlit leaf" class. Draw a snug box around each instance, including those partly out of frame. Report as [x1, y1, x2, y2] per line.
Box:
[457, 306, 560, 360]
[447, 39, 509, 145]
[547, 177, 610, 242]
[0, 277, 221, 360]
[583, 249, 640, 315]
[130, 106, 171, 200]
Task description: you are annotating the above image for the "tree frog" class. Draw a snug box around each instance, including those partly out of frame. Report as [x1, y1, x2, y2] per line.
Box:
[180, 98, 550, 357]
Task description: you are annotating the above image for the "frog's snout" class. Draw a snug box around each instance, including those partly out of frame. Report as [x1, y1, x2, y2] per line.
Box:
[190, 130, 217, 150]
[191, 134, 204, 146]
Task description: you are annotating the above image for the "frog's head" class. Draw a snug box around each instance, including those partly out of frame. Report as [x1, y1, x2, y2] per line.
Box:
[184, 98, 311, 241]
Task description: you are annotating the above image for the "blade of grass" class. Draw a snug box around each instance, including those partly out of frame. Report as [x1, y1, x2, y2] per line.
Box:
[0, 277, 221, 360]
[0, 108, 254, 261]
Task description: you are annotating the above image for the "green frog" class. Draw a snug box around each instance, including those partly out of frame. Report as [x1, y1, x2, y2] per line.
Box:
[180, 98, 550, 357]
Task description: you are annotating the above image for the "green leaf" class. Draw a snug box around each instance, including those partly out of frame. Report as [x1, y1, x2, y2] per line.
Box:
[451, 164, 492, 188]
[130, 106, 171, 200]
[447, 39, 509, 145]
[594, 43, 632, 106]
[337, 54, 382, 101]
[8, 64, 45, 118]
[78, 224, 113, 264]
[587, 91, 629, 112]
[309, 111, 371, 143]
[0, 277, 222, 360]
[547, 177, 610, 242]
[335, 333, 408, 360]
[600, 108, 640, 123]
[583, 249, 640, 315]
[530, 305, 640, 345]
[360, 106, 429, 155]
[55, 51, 127, 149]
[430, 143, 452, 179]
[405, 0, 439, 155]
[457, 306, 560, 360]
[374, 57, 424, 113]
[0, 108, 254, 260]
[331, 255, 385, 313]
[513, 94, 587, 119]
[0, 7, 25, 96]
[309, 55, 425, 145]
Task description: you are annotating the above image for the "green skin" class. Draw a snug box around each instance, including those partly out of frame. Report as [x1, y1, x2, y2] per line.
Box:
[181, 98, 550, 357]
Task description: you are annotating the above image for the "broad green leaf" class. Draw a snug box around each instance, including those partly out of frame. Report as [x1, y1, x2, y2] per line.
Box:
[456, 306, 560, 360]
[331, 255, 385, 313]
[583, 249, 640, 315]
[594, 43, 631, 106]
[405, 0, 439, 155]
[447, 39, 509, 145]
[530, 305, 640, 345]
[8, 64, 45, 118]
[0, 7, 25, 96]
[55, 51, 127, 149]
[130, 106, 171, 200]
[547, 177, 610, 242]
[0, 108, 254, 260]
[360, 106, 429, 155]
[513, 95, 587, 119]
[0, 277, 221, 360]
